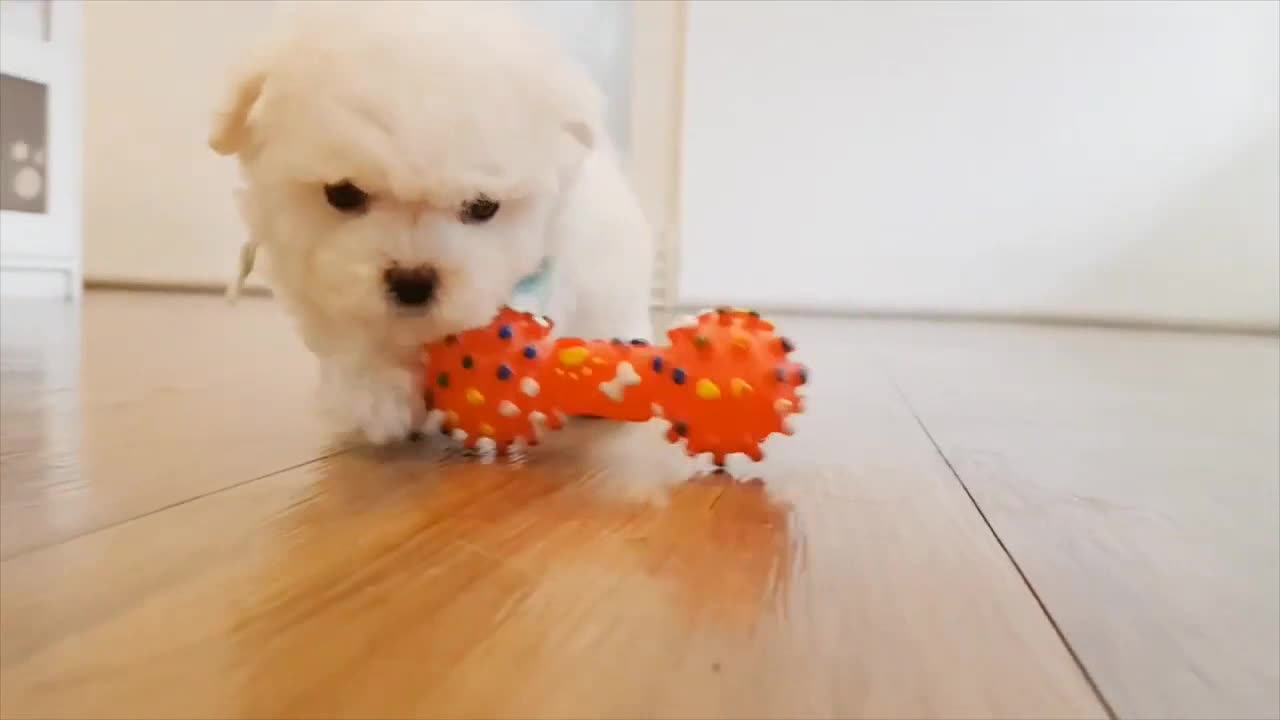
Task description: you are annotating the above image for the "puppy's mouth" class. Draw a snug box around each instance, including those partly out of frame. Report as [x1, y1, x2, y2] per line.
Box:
[383, 264, 438, 315]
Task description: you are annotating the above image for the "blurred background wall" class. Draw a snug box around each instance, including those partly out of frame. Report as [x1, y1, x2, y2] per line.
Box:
[82, 0, 273, 290]
[679, 0, 1279, 328]
[74, 0, 1279, 329]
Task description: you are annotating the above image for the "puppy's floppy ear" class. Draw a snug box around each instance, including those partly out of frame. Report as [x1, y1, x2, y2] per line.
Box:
[563, 119, 595, 152]
[209, 58, 267, 157]
[554, 56, 605, 153]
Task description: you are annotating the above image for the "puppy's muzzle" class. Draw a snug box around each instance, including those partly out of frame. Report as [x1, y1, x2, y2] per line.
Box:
[383, 265, 438, 308]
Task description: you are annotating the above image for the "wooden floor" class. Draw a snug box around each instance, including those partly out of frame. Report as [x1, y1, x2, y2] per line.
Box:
[1, 291, 1276, 720]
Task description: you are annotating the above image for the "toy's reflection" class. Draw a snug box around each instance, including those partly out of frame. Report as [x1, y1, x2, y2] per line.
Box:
[231, 420, 796, 716]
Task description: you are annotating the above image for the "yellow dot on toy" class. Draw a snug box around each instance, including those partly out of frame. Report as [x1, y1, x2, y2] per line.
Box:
[695, 378, 722, 400]
[731, 334, 751, 351]
[558, 346, 589, 367]
[478, 423, 495, 437]
[465, 388, 485, 405]
[730, 378, 752, 397]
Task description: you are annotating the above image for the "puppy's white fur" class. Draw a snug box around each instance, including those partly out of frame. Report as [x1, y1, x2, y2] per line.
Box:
[210, 1, 654, 444]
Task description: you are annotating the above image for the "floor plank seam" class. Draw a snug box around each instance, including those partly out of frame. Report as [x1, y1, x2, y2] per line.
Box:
[882, 374, 1121, 720]
[0, 447, 354, 564]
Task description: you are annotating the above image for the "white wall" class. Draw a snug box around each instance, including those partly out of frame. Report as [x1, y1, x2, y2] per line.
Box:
[83, 0, 274, 288]
[679, 1, 1280, 327]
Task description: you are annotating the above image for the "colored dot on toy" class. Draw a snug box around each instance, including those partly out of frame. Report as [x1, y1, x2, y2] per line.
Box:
[630, 338, 649, 346]
[522, 345, 537, 359]
[520, 377, 540, 397]
[775, 398, 794, 414]
[478, 423, 495, 437]
[558, 346, 589, 367]
[461, 355, 474, 369]
[795, 366, 809, 385]
[693, 335, 710, 349]
[672, 421, 688, 437]
[445, 334, 458, 345]
[465, 388, 485, 405]
[436, 372, 449, 388]
[610, 338, 624, 346]
[582, 367, 593, 376]
[652, 356, 664, 373]
[731, 334, 751, 351]
[497, 324, 513, 340]
[774, 366, 786, 382]
[695, 379, 722, 400]
[779, 337, 795, 353]
[730, 378, 753, 397]
[498, 400, 519, 417]
[672, 368, 687, 384]
[496, 364, 512, 380]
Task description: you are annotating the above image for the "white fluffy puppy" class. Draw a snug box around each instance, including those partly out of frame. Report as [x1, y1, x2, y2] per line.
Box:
[209, 1, 654, 444]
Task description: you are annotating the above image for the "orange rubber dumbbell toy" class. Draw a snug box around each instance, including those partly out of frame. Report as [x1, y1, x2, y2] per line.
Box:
[422, 307, 807, 464]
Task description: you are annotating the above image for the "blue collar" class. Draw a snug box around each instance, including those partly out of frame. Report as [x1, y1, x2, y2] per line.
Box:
[510, 257, 552, 312]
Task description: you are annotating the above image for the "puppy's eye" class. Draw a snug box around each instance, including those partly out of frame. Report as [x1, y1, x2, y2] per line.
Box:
[459, 195, 500, 224]
[324, 181, 369, 214]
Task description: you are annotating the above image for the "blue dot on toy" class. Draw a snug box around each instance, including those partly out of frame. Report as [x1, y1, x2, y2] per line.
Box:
[672, 368, 686, 384]
[497, 324, 513, 340]
[522, 345, 537, 359]
[496, 364, 512, 380]
[651, 356, 664, 373]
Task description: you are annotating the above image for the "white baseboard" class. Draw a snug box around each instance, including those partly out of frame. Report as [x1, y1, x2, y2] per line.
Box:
[0, 267, 73, 299]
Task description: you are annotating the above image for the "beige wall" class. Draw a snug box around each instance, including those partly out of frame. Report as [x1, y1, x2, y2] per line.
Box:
[83, 0, 274, 289]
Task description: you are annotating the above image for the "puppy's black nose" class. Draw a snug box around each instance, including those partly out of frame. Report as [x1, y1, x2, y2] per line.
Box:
[384, 265, 437, 307]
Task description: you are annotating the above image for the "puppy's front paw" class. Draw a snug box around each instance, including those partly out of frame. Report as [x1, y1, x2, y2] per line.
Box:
[351, 384, 419, 445]
[325, 363, 424, 445]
